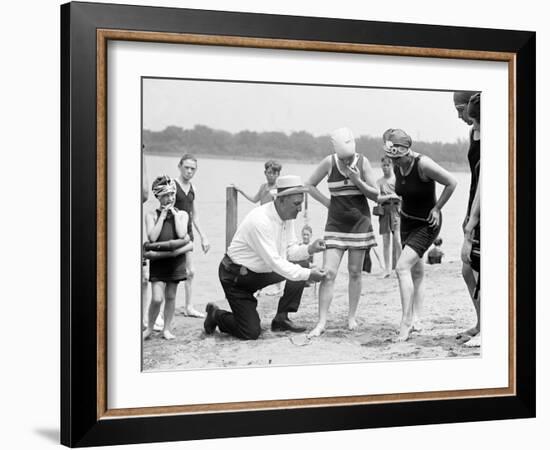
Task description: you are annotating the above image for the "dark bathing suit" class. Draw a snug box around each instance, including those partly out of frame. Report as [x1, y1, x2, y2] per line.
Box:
[467, 132, 481, 274]
[148, 210, 187, 282]
[175, 180, 195, 241]
[394, 154, 441, 258]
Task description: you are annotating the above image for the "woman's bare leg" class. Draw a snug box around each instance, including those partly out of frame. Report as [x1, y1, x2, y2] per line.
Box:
[395, 246, 421, 341]
[411, 259, 425, 331]
[307, 248, 345, 338]
[457, 263, 480, 340]
[392, 229, 402, 268]
[347, 249, 366, 330]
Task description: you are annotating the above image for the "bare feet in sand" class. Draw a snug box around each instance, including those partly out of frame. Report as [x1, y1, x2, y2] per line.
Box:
[463, 333, 481, 347]
[348, 317, 359, 331]
[180, 307, 206, 318]
[143, 329, 153, 340]
[153, 317, 164, 331]
[456, 326, 479, 343]
[162, 330, 176, 340]
[411, 321, 424, 333]
[307, 323, 326, 339]
[396, 323, 413, 342]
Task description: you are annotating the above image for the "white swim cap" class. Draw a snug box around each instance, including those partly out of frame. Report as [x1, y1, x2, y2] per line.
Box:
[330, 127, 356, 158]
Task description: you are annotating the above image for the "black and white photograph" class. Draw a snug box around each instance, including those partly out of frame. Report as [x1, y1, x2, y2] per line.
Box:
[141, 78, 482, 371]
[1, 0, 544, 445]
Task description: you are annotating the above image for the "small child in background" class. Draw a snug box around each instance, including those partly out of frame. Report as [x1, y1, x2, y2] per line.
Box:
[298, 224, 318, 292]
[298, 225, 314, 268]
[233, 160, 282, 204]
[427, 237, 444, 265]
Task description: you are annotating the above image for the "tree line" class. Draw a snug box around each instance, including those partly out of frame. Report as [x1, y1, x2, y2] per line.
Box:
[143, 125, 469, 167]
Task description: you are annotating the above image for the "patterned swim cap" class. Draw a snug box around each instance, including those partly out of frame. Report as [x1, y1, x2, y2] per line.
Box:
[152, 175, 176, 198]
[382, 128, 412, 158]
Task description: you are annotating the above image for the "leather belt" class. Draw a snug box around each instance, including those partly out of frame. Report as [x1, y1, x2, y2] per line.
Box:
[221, 254, 249, 276]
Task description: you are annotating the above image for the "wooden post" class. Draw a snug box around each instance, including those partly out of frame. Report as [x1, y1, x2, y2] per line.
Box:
[226, 186, 238, 250]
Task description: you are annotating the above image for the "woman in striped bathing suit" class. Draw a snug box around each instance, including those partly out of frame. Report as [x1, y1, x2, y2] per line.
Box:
[383, 129, 457, 342]
[306, 127, 385, 338]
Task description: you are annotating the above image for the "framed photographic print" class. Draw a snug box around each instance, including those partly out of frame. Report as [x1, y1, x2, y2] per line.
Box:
[61, 1, 536, 447]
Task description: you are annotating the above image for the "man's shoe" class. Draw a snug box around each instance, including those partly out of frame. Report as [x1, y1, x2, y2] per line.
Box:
[271, 318, 306, 333]
[204, 303, 219, 334]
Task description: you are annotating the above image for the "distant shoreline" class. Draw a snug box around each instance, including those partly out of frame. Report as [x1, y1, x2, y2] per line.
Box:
[144, 151, 469, 172]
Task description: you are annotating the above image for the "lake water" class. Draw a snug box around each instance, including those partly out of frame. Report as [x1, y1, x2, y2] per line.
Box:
[144, 154, 470, 305]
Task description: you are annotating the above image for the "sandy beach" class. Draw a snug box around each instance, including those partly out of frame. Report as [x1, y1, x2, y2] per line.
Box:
[142, 260, 479, 371]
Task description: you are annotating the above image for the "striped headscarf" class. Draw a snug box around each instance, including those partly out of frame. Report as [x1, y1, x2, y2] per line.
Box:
[152, 175, 176, 199]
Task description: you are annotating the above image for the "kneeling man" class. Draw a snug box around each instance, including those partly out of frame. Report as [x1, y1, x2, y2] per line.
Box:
[204, 175, 326, 340]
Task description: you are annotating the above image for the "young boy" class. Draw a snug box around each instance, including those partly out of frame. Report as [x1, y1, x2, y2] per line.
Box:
[233, 160, 282, 204]
[376, 156, 402, 277]
[427, 237, 444, 264]
[174, 154, 210, 318]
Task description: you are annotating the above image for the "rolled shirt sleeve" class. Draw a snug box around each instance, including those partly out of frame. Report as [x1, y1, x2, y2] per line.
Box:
[247, 222, 311, 282]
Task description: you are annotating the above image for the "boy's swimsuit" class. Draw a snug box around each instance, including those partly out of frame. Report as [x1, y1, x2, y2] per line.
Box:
[149, 209, 187, 282]
[175, 179, 195, 241]
[324, 154, 376, 250]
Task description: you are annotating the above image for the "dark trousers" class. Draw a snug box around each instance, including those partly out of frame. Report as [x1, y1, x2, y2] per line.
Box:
[216, 256, 306, 340]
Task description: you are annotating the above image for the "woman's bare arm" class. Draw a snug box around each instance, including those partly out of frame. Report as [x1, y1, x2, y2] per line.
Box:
[420, 156, 457, 227]
[305, 157, 331, 208]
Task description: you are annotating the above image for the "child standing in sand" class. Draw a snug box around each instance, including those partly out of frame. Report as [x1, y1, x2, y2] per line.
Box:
[427, 237, 444, 264]
[174, 154, 210, 318]
[143, 176, 189, 341]
[233, 160, 282, 205]
[376, 156, 402, 277]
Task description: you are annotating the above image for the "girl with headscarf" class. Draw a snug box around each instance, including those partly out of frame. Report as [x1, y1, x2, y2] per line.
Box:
[306, 127, 383, 337]
[383, 129, 457, 341]
[143, 175, 190, 341]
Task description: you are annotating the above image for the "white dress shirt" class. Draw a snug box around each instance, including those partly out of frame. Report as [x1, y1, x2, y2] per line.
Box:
[227, 202, 311, 281]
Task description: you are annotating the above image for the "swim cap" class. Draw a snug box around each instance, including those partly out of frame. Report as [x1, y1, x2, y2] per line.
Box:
[330, 127, 356, 158]
[467, 92, 480, 121]
[453, 91, 477, 106]
[383, 128, 412, 158]
[152, 175, 176, 198]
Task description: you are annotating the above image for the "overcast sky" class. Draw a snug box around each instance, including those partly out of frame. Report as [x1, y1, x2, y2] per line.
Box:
[143, 78, 470, 143]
